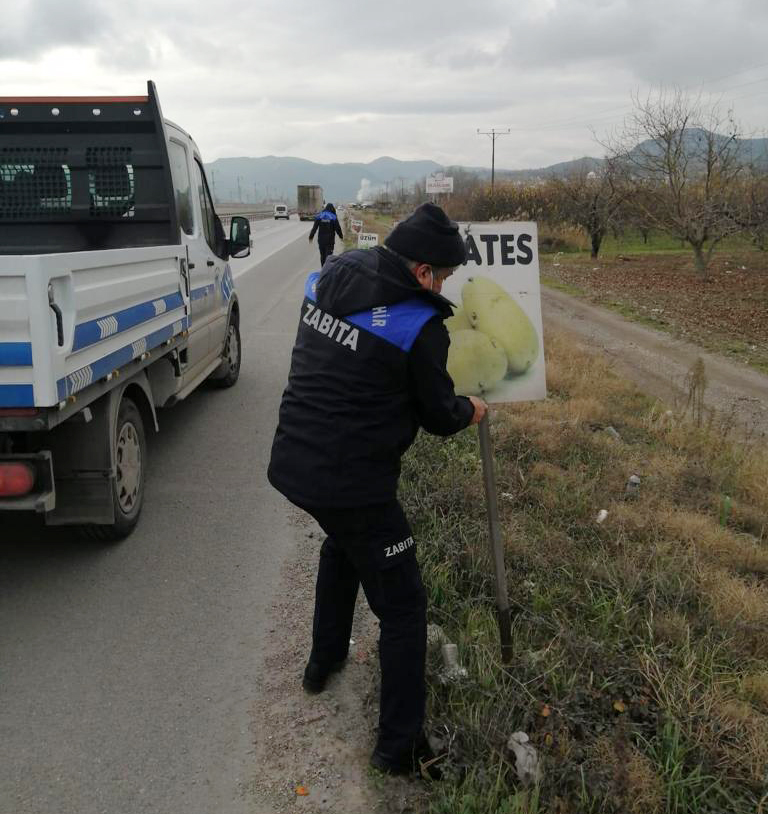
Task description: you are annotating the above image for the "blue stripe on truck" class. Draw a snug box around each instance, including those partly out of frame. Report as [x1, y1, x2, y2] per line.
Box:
[72, 291, 185, 352]
[0, 384, 34, 407]
[0, 342, 33, 366]
[57, 316, 189, 401]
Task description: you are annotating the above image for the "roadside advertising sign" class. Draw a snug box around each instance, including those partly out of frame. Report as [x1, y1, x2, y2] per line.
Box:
[441, 222, 546, 405]
[426, 174, 454, 194]
[357, 232, 379, 248]
[351, 218, 363, 233]
[442, 222, 546, 663]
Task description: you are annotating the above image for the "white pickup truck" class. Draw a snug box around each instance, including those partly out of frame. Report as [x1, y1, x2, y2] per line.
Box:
[0, 82, 250, 539]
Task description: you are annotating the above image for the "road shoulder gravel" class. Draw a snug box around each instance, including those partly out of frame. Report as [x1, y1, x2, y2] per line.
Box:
[245, 506, 424, 814]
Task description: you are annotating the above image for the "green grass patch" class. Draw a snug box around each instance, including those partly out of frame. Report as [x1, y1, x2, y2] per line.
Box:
[400, 332, 768, 813]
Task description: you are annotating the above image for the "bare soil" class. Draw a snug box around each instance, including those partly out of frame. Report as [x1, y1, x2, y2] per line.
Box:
[542, 274, 768, 439]
[543, 251, 768, 372]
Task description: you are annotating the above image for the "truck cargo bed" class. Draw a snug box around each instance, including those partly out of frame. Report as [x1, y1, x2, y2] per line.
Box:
[0, 245, 188, 408]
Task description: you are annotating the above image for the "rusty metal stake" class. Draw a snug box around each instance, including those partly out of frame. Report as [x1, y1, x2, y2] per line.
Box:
[477, 412, 513, 664]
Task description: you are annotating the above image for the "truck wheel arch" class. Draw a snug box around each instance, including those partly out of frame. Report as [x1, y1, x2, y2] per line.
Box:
[117, 375, 158, 435]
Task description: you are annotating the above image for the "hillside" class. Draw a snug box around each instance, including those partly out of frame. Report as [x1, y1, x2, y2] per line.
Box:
[205, 155, 441, 205]
[206, 133, 768, 205]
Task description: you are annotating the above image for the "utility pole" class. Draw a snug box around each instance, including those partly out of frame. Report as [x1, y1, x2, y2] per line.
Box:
[211, 170, 217, 202]
[476, 128, 510, 194]
[237, 176, 243, 203]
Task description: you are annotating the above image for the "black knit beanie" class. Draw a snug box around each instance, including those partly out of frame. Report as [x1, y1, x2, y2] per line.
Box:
[384, 203, 467, 267]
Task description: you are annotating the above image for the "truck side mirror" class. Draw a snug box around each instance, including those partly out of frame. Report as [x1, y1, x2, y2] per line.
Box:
[229, 216, 251, 259]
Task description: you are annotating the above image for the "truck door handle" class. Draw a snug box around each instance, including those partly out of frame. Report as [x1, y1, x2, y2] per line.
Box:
[206, 260, 215, 267]
[188, 262, 196, 269]
[47, 285, 64, 347]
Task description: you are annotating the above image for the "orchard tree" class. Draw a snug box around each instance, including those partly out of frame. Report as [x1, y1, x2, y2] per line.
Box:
[606, 88, 746, 277]
[549, 162, 629, 258]
[739, 167, 768, 250]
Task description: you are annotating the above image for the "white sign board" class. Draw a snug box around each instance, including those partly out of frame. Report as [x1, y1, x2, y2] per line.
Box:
[426, 175, 454, 194]
[357, 232, 379, 248]
[441, 222, 546, 404]
[351, 218, 363, 233]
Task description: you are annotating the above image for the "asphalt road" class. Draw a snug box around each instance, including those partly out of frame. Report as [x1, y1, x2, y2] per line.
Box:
[0, 216, 320, 814]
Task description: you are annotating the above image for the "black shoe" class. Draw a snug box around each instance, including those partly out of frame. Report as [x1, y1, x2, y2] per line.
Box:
[302, 659, 346, 694]
[370, 734, 443, 780]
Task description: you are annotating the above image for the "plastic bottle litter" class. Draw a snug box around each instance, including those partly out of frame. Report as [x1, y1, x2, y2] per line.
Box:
[625, 474, 641, 497]
[438, 643, 468, 683]
[596, 509, 608, 524]
[507, 731, 542, 784]
[427, 624, 447, 649]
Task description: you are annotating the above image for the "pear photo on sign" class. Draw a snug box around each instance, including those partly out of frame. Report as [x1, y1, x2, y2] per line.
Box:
[442, 222, 547, 405]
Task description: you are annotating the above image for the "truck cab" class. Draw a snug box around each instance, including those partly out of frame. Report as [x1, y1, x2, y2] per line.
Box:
[0, 82, 250, 538]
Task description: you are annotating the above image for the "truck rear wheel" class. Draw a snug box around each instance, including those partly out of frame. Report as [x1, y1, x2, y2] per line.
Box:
[81, 397, 146, 542]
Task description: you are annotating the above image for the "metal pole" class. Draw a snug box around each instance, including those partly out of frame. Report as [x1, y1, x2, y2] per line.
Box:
[477, 412, 513, 663]
[491, 132, 496, 194]
[477, 128, 510, 212]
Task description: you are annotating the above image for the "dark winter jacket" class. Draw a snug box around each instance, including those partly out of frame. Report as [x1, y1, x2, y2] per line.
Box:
[309, 205, 343, 248]
[268, 246, 474, 508]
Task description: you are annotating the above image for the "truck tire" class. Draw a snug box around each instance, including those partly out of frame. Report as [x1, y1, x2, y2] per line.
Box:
[211, 316, 241, 388]
[82, 397, 146, 542]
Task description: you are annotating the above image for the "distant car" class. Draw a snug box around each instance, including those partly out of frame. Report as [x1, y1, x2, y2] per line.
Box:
[274, 204, 289, 220]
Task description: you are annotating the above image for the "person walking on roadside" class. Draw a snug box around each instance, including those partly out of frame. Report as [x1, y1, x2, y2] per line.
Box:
[268, 203, 487, 778]
[309, 202, 344, 265]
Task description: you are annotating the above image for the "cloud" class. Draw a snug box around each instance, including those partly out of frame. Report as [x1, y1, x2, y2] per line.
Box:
[1, 0, 115, 59]
[0, 0, 766, 169]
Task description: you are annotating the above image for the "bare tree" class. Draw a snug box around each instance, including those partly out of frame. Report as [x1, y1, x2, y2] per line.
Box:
[739, 166, 768, 250]
[605, 89, 746, 277]
[549, 162, 629, 258]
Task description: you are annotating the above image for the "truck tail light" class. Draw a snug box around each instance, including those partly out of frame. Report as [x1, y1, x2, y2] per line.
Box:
[0, 463, 35, 497]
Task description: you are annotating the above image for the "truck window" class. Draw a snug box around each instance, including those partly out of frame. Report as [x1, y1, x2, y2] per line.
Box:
[168, 141, 194, 235]
[193, 159, 225, 257]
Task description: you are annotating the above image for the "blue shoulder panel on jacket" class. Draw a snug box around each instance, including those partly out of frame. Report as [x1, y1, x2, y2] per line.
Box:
[346, 299, 439, 352]
[316, 211, 337, 222]
[305, 272, 321, 301]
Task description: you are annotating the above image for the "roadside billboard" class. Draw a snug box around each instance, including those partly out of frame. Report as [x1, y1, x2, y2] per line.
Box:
[441, 222, 546, 404]
[426, 174, 454, 194]
[350, 218, 363, 233]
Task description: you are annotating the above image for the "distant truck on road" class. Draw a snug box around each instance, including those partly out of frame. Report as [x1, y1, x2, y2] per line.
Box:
[0, 81, 251, 539]
[297, 185, 323, 221]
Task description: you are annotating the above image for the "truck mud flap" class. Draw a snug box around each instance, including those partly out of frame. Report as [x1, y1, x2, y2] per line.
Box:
[44, 391, 115, 526]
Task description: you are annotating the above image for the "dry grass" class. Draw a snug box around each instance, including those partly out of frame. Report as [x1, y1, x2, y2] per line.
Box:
[743, 673, 768, 712]
[591, 735, 665, 814]
[402, 329, 768, 813]
[661, 509, 768, 574]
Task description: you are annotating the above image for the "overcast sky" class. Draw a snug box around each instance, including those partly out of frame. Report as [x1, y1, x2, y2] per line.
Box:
[3, 0, 768, 169]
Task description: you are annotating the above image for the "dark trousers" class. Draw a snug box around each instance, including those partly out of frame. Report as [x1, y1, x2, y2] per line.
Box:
[318, 242, 334, 265]
[301, 500, 427, 756]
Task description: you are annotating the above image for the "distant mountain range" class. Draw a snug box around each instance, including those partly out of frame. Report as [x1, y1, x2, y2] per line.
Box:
[206, 132, 768, 205]
[205, 155, 442, 205]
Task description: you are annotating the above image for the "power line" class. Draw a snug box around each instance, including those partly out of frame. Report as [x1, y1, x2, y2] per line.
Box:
[477, 128, 510, 192]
